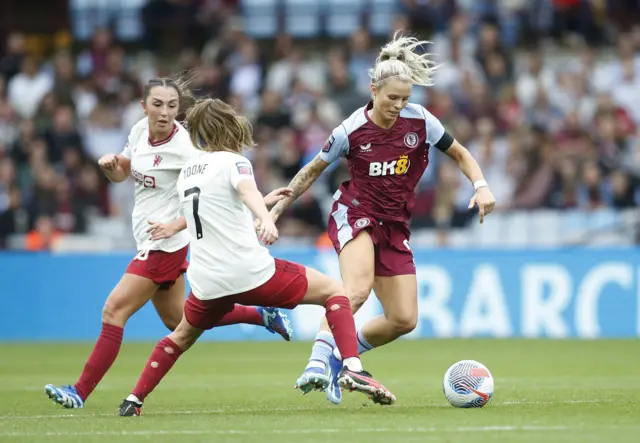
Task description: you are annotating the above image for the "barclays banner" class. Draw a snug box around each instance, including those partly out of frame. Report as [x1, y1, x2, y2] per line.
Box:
[1, 248, 639, 340]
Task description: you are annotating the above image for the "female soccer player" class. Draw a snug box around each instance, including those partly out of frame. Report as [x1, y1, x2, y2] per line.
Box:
[117, 98, 394, 416]
[44, 78, 292, 410]
[268, 33, 496, 404]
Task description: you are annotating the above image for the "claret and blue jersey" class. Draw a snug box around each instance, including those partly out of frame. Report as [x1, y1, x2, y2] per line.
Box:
[320, 102, 454, 222]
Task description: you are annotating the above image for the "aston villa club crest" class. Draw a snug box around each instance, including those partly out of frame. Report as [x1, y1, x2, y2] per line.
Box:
[404, 132, 419, 148]
[153, 154, 163, 167]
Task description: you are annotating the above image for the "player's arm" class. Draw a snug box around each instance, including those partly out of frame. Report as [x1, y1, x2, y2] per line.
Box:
[444, 140, 486, 189]
[269, 156, 330, 221]
[147, 216, 187, 241]
[98, 154, 131, 183]
[264, 187, 294, 208]
[423, 106, 495, 224]
[236, 179, 279, 245]
[230, 159, 279, 244]
[443, 140, 495, 224]
[101, 130, 136, 183]
[270, 125, 349, 222]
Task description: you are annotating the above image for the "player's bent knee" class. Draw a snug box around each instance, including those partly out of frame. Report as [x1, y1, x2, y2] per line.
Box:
[101, 301, 129, 327]
[392, 315, 418, 336]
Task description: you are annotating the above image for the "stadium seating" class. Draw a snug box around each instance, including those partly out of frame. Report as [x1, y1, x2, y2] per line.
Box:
[282, 0, 323, 38]
[242, 0, 279, 39]
[325, 0, 366, 38]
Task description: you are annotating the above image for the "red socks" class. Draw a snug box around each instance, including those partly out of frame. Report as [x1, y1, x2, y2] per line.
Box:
[214, 305, 263, 327]
[324, 296, 358, 360]
[131, 337, 183, 402]
[74, 323, 123, 400]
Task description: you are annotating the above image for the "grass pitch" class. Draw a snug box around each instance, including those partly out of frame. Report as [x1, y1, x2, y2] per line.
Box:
[0, 339, 638, 443]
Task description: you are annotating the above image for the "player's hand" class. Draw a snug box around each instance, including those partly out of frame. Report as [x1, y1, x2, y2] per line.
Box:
[468, 187, 496, 224]
[257, 218, 279, 245]
[254, 210, 279, 231]
[147, 220, 178, 240]
[98, 154, 118, 171]
[264, 187, 293, 207]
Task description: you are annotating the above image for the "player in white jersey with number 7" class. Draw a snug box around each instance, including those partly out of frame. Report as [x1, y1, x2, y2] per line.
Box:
[44, 78, 292, 411]
[117, 98, 395, 416]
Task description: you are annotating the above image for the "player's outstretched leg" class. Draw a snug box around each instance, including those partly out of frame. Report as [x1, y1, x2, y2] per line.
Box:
[153, 278, 293, 341]
[295, 266, 395, 405]
[118, 316, 204, 416]
[208, 304, 293, 341]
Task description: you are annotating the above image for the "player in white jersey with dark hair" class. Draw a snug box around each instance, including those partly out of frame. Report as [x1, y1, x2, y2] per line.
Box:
[44, 78, 292, 410]
[117, 97, 395, 417]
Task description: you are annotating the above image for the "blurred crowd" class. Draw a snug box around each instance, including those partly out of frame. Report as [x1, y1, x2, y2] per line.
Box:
[1, 0, 640, 249]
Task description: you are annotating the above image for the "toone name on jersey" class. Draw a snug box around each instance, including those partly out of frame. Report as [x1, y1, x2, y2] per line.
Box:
[183, 163, 208, 179]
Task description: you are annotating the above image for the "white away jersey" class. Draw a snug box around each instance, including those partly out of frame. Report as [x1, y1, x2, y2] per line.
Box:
[177, 151, 275, 300]
[121, 118, 200, 252]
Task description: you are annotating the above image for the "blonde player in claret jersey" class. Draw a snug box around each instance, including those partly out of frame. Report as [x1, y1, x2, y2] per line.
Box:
[117, 98, 395, 417]
[267, 33, 496, 405]
[44, 78, 293, 410]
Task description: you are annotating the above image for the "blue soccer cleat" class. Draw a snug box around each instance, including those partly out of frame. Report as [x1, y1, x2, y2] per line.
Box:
[325, 353, 343, 404]
[258, 307, 293, 341]
[44, 384, 84, 409]
[294, 367, 330, 394]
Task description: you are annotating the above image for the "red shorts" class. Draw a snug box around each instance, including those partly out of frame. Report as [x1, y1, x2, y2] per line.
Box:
[184, 258, 308, 330]
[327, 202, 415, 277]
[125, 246, 189, 289]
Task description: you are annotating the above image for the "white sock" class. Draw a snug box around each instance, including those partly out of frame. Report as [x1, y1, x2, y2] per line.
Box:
[356, 329, 375, 355]
[343, 357, 363, 372]
[305, 331, 335, 371]
[126, 394, 142, 404]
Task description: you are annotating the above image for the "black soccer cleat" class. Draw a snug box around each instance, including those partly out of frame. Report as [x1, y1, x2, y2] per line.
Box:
[337, 367, 396, 405]
[118, 399, 142, 416]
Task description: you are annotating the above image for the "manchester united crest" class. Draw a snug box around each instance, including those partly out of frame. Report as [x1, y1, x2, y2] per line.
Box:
[404, 132, 419, 148]
[152, 154, 163, 167]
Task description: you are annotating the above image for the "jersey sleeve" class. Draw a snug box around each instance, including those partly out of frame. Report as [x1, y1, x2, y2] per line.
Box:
[121, 138, 132, 159]
[228, 156, 255, 190]
[421, 106, 454, 152]
[319, 124, 350, 163]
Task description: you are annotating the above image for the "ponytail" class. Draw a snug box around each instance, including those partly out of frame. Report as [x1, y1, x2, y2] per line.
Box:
[368, 31, 439, 88]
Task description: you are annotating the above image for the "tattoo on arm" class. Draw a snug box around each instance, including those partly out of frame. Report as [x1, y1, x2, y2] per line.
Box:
[271, 156, 328, 218]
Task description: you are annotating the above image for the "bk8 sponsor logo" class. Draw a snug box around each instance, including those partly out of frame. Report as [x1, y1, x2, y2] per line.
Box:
[369, 155, 410, 177]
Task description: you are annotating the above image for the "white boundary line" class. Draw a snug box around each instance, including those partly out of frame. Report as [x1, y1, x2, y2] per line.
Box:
[2, 425, 639, 437]
[0, 399, 619, 421]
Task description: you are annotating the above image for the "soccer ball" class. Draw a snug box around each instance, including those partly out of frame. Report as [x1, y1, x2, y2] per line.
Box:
[443, 360, 494, 408]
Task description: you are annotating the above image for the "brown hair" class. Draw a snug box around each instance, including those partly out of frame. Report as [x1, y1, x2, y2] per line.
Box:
[143, 74, 196, 115]
[185, 98, 256, 153]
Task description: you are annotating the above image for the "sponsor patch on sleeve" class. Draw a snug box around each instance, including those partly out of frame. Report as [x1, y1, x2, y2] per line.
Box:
[236, 162, 252, 175]
[322, 135, 335, 153]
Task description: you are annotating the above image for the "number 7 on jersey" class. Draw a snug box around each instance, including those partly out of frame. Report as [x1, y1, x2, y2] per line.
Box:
[184, 187, 203, 239]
